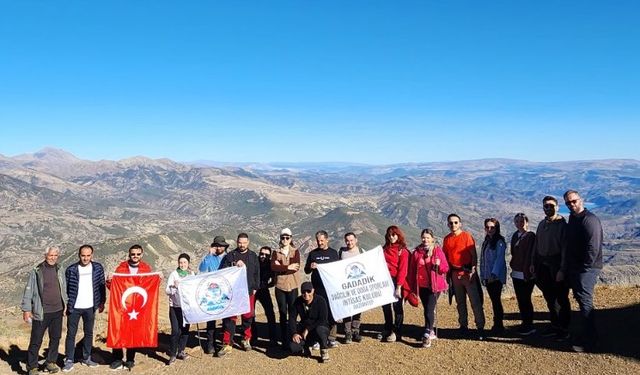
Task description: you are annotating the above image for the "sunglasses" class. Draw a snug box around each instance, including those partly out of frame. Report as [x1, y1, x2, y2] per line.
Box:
[280, 236, 291, 240]
[259, 253, 270, 257]
[543, 204, 556, 208]
[448, 221, 459, 225]
[129, 252, 142, 256]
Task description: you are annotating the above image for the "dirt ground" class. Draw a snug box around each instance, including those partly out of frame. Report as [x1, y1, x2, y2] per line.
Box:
[1, 286, 638, 374]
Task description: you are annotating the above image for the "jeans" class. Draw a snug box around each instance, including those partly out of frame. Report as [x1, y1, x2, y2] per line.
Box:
[169, 307, 190, 357]
[485, 280, 504, 329]
[418, 288, 439, 334]
[569, 268, 600, 348]
[512, 278, 535, 327]
[275, 288, 298, 345]
[252, 287, 277, 344]
[27, 310, 63, 370]
[535, 262, 571, 330]
[65, 307, 96, 362]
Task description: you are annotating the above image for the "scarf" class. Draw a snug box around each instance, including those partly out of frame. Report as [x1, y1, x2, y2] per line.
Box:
[176, 267, 189, 278]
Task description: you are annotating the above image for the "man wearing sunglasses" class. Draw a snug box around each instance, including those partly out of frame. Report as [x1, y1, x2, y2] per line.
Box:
[289, 282, 330, 363]
[107, 244, 152, 371]
[564, 190, 603, 353]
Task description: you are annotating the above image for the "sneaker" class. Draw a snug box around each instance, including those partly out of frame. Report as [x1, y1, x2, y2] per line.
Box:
[422, 336, 432, 348]
[384, 332, 396, 342]
[344, 333, 353, 344]
[517, 325, 536, 336]
[81, 358, 98, 368]
[176, 351, 190, 360]
[241, 339, 252, 351]
[429, 330, 438, 340]
[327, 339, 339, 348]
[320, 349, 330, 363]
[478, 329, 485, 341]
[311, 342, 320, 350]
[167, 356, 176, 366]
[109, 360, 124, 370]
[45, 362, 60, 373]
[217, 344, 232, 357]
[572, 344, 585, 353]
[62, 361, 74, 372]
[123, 361, 135, 370]
[352, 331, 362, 343]
[28, 369, 40, 375]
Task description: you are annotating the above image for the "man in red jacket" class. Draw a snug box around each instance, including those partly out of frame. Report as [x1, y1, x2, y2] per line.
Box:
[107, 244, 153, 371]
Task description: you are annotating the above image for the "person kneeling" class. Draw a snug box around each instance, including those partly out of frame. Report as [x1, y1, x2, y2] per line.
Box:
[289, 282, 330, 363]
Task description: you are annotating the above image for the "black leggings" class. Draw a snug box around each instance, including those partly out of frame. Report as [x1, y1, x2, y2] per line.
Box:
[418, 288, 439, 334]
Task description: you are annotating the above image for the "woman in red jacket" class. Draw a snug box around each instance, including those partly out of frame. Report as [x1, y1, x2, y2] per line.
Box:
[408, 229, 449, 348]
[381, 225, 410, 342]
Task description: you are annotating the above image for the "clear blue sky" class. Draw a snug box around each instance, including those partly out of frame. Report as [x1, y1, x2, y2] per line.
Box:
[1, 1, 638, 164]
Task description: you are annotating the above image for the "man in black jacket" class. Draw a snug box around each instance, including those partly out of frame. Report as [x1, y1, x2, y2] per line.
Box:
[290, 282, 330, 363]
[564, 190, 603, 353]
[218, 233, 260, 356]
[251, 246, 277, 347]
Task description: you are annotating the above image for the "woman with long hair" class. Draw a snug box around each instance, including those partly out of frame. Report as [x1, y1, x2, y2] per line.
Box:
[480, 218, 507, 335]
[381, 225, 410, 342]
[408, 229, 449, 348]
[270, 228, 301, 350]
[166, 253, 195, 365]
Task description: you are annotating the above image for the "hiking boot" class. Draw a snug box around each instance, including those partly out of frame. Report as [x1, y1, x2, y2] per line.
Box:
[517, 325, 536, 336]
[109, 360, 124, 370]
[123, 361, 135, 371]
[352, 330, 362, 343]
[45, 362, 60, 373]
[344, 333, 353, 344]
[217, 344, 232, 357]
[176, 351, 190, 360]
[241, 339, 252, 351]
[327, 339, 339, 348]
[62, 361, 74, 372]
[422, 336, 432, 348]
[384, 332, 396, 342]
[28, 369, 40, 375]
[320, 349, 330, 363]
[81, 358, 98, 368]
[167, 356, 176, 366]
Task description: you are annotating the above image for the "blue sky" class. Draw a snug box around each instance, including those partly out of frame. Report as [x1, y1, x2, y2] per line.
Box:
[1, 1, 638, 164]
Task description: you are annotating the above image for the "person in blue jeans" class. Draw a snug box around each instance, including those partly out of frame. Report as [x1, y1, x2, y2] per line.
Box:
[63, 244, 106, 372]
[564, 190, 603, 353]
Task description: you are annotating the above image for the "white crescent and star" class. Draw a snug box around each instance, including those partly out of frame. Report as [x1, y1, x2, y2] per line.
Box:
[121, 286, 148, 320]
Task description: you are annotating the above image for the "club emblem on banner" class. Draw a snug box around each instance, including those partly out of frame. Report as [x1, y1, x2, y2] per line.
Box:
[345, 262, 366, 279]
[197, 276, 233, 315]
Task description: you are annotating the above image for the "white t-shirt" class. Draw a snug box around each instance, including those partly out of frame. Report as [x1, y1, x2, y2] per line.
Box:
[74, 263, 94, 309]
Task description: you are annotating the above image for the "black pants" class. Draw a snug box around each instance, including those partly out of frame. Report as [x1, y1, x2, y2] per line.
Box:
[289, 325, 330, 353]
[513, 278, 535, 327]
[252, 287, 277, 343]
[535, 263, 570, 330]
[27, 310, 63, 370]
[65, 307, 96, 362]
[485, 280, 504, 329]
[382, 299, 404, 338]
[205, 320, 217, 352]
[418, 288, 439, 334]
[315, 288, 337, 341]
[169, 307, 190, 357]
[275, 288, 298, 345]
[112, 348, 136, 362]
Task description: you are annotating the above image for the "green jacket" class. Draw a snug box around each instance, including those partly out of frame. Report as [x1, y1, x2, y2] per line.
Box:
[21, 262, 67, 321]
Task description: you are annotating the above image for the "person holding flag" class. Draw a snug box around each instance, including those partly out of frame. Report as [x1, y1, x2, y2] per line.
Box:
[106, 245, 158, 371]
[166, 253, 195, 365]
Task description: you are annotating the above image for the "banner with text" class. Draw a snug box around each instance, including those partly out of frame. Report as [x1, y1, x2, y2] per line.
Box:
[317, 245, 397, 320]
[178, 266, 250, 324]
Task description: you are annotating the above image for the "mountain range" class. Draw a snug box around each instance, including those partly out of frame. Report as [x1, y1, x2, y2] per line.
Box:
[1, 148, 638, 305]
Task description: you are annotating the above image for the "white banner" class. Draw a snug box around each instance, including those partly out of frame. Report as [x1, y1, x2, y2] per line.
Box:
[317, 245, 397, 320]
[178, 266, 250, 324]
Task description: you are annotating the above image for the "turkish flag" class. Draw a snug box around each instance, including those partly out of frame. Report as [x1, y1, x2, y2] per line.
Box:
[107, 273, 160, 348]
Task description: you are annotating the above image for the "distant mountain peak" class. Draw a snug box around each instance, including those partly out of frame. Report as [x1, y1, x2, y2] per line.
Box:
[16, 147, 81, 162]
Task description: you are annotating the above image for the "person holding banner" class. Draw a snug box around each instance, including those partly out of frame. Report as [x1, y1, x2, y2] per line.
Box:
[271, 228, 301, 351]
[290, 282, 331, 363]
[381, 225, 410, 343]
[251, 246, 277, 347]
[408, 229, 449, 348]
[166, 253, 195, 365]
[218, 233, 260, 356]
[304, 230, 339, 347]
[339, 232, 365, 344]
[107, 245, 154, 371]
[199, 235, 229, 355]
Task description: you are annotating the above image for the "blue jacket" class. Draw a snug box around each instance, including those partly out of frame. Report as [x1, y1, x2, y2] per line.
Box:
[65, 261, 106, 314]
[480, 237, 507, 284]
[199, 253, 225, 273]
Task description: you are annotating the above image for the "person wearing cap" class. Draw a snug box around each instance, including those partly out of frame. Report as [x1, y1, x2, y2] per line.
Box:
[166, 253, 195, 365]
[304, 230, 339, 347]
[218, 233, 260, 356]
[289, 282, 330, 363]
[271, 228, 301, 350]
[199, 235, 229, 355]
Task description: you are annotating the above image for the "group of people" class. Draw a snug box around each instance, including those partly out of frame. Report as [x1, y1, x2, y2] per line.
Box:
[20, 189, 603, 373]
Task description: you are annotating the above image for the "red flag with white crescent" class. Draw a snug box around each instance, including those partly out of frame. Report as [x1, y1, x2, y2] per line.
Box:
[107, 273, 160, 348]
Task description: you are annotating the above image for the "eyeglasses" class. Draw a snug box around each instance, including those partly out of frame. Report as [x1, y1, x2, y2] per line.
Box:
[280, 236, 291, 240]
[543, 204, 556, 209]
[259, 253, 270, 257]
[129, 252, 142, 256]
[447, 221, 459, 225]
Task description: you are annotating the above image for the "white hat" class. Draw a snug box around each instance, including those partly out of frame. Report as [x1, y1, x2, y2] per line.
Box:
[280, 228, 292, 236]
